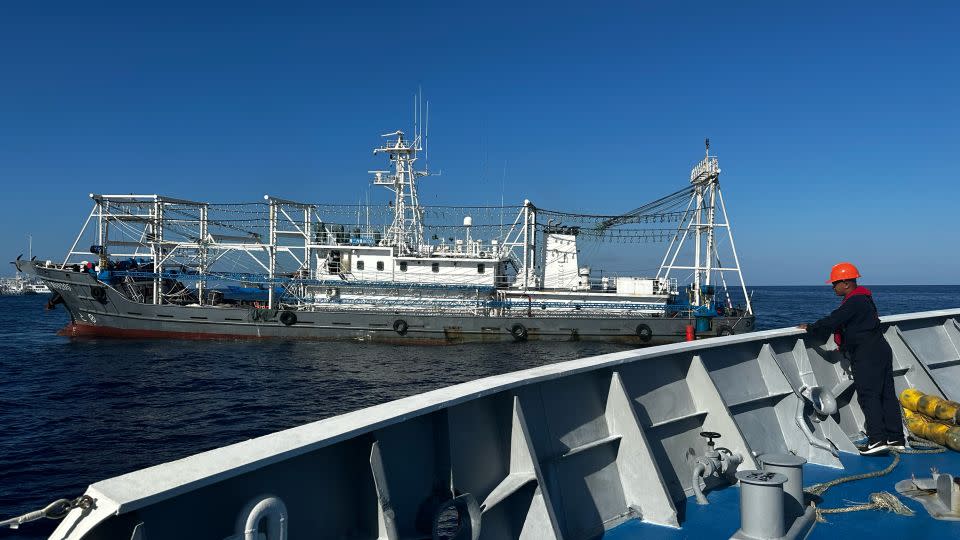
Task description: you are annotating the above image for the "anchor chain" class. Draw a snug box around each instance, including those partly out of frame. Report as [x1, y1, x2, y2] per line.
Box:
[0, 495, 94, 529]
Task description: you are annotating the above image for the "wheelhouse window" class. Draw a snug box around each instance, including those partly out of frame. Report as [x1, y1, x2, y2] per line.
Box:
[399, 262, 407, 272]
[376, 261, 384, 271]
[356, 260, 364, 271]
[432, 262, 440, 273]
[477, 263, 485, 274]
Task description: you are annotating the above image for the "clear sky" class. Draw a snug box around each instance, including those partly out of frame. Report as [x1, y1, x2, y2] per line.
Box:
[1, 1, 956, 285]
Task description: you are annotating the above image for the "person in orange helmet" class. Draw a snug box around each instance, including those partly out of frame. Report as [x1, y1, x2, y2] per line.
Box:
[798, 262, 904, 455]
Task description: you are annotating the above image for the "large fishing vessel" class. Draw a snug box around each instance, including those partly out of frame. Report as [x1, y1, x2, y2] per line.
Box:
[17, 127, 754, 343]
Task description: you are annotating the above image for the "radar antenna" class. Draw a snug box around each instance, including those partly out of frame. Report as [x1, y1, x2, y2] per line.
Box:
[371, 91, 432, 254]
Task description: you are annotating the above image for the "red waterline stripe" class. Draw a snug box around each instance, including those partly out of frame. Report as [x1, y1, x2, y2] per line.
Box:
[57, 323, 263, 340]
[54, 323, 450, 344]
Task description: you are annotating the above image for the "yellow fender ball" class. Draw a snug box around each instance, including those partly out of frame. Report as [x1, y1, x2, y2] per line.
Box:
[900, 388, 923, 411]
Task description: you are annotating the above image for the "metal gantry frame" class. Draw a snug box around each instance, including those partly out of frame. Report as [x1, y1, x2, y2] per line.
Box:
[657, 142, 753, 313]
[62, 190, 537, 308]
[64, 194, 320, 309]
[65, 194, 217, 304]
[491, 200, 537, 291]
[264, 196, 316, 309]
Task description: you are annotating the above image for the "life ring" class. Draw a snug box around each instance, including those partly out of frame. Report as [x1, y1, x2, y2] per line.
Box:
[717, 325, 734, 336]
[393, 319, 409, 336]
[635, 324, 653, 342]
[510, 323, 528, 342]
[279, 311, 297, 326]
[90, 286, 108, 304]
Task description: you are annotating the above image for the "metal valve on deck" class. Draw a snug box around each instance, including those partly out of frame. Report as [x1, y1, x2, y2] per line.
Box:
[702, 431, 720, 449]
[691, 431, 744, 505]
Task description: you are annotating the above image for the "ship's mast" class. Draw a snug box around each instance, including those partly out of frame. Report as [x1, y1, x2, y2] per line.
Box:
[657, 140, 752, 314]
[371, 130, 428, 254]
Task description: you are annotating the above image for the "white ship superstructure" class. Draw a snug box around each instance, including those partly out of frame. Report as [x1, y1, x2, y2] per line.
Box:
[0, 274, 50, 295]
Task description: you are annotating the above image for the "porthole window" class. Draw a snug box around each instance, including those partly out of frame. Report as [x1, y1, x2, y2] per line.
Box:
[477, 263, 485, 274]
[377, 261, 384, 271]
[357, 260, 365, 271]
[432, 262, 440, 273]
[399, 262, 407, 272]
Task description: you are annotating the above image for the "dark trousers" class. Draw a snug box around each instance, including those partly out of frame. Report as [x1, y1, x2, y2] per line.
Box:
[851, 337, 903, 444]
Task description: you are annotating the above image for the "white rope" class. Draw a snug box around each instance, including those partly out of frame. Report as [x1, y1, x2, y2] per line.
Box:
[815, 491, 914, 523]
[804, 450, 907, 522]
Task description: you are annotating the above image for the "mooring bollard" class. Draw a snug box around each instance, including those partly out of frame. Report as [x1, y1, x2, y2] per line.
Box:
[760, 453, 807, 525]
[734, 470, 787, 539]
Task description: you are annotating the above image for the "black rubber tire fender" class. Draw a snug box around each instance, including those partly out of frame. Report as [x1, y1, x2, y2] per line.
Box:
[635, 323, 653, 342]
[279, 310, 297, 326]
[717, 325, 734, 336]
[393, 319, 409, 336]
[510, 323, 528, 342]
[90, 286, 108, 304]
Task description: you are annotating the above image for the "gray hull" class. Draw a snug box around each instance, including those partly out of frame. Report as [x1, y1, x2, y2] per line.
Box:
[22, 262, 754, 344]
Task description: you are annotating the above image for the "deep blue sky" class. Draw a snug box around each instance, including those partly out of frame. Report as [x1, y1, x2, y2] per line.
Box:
[1, 2, 956, 285]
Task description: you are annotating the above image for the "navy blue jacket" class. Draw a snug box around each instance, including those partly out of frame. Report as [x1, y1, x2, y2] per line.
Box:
[806, 292, 882, 356]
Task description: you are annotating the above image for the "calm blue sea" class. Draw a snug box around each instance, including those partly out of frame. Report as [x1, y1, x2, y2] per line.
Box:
[2, 286, 959, 538]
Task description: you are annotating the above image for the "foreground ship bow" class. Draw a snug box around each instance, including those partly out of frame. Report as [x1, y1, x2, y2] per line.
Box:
[31, 309, 960, 539]
[18, 133, 753, 343]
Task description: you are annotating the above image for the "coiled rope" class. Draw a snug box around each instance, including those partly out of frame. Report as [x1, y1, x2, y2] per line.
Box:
[805, 451, 910, 522]
[899, 435, 947, 455]
[805, 449, 903, 497]
[814, 492, 914, 522]
[804, 435, 948, 523]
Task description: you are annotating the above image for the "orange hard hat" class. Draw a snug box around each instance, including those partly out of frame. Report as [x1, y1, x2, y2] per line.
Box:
[827, 262, 861, 284]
